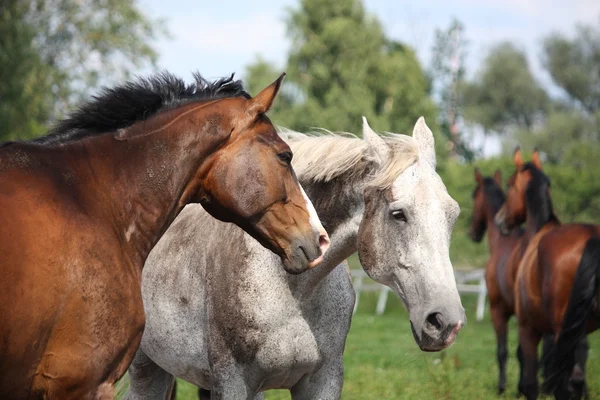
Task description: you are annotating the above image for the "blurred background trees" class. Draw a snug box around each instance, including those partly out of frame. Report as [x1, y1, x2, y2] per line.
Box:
[1, 0, 599, 267]
[0, 0, 165, 141]
[245, 0, 445, 159]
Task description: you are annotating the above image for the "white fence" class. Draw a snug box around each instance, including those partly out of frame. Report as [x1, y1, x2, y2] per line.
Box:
[351, 268, 487, 322]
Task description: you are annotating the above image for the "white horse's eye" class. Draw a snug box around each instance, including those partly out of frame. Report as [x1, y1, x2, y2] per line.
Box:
[391, 209, 407, 223]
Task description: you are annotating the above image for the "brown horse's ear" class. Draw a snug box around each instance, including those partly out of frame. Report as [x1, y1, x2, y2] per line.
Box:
[513, 146, 523, 167]
[474, 168, 483, 185]
[493, 169, 502, 187]
[247, 72, 286, 117]
[531, 148, 542, 170]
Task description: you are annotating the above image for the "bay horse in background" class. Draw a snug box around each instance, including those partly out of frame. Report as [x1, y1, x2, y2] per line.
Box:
[125, 117, 465, 400]
[0, 72, 329, 399]
[469, 168, 526, 394]
[495, 149, 599, 400]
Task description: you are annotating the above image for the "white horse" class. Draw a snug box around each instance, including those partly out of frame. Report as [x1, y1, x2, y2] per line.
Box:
[126, 117, 466, 400]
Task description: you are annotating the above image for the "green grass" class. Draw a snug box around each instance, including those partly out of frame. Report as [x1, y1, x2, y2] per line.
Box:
[172, 294, 600, 399]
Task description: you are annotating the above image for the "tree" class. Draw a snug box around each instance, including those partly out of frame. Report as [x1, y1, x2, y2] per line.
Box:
[462, 42, 548, 135]
[429, 18, 473, 160]
[0, 1, 52, 140]
[0, 0, 167, 141]
[509, 22, 600, 167]
[245, 0, 445, 160]
[542, 23, 600, 115]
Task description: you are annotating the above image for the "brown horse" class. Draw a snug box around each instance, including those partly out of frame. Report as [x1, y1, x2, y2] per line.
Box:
[495, 149, 599, 400]
[469, 168, 525, 394]
[0, 72, 329, 399]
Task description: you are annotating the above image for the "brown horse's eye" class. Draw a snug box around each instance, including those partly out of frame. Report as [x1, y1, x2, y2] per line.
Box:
[277, 151, 293, 165]
[391, 209, 407, 223]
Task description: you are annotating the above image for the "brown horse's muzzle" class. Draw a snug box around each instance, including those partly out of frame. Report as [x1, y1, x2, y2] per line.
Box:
[253, 203, 330, 275]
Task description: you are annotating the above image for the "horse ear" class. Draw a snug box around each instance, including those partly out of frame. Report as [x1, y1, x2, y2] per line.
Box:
[247, 72, 285, 117]
[362, 116, 389, 164]
[531, 148, 542, 170]
[493, 169, 502, 187]
[475, 168, 484, 185]
[413, 117, 436, 169]
[513, 146, 523, 168]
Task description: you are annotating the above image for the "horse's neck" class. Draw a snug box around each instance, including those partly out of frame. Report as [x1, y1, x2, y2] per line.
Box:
[293, 177, 364, 292]
[485, 204, 503, 252]
[66, 127, 216, 267]
[524, 193, 559, 239]
[485, 199, 513, 254]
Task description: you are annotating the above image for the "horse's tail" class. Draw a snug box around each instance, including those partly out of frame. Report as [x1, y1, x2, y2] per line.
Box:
[543, 236, 600, 395]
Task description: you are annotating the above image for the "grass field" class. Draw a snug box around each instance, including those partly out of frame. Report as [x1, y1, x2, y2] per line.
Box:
[172, 293, 599, 399]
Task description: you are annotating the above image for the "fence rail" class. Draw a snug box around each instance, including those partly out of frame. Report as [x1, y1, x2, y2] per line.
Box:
[351, 268, 487, 321]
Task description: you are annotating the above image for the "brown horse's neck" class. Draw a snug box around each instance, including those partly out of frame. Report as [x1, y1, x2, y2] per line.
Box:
[54, 105, 225, 269]
[524, 196, 560, 240]
[485, 204, 504, 253]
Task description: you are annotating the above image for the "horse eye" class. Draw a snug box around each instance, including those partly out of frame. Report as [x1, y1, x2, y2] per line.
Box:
[391, 209, 407, 222]
[277, 151, 293, 165]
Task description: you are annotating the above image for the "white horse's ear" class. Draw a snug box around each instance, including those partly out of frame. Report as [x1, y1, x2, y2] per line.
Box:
[362, 116, 389, 164]
[412, 117, 436, 169]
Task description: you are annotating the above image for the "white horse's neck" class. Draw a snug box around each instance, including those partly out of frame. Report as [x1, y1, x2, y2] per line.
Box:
[290, 178, 365, 295]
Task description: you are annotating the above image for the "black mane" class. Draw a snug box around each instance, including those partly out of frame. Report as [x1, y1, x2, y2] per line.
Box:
[483, 177, 506, 213]
[31, 72, 250, 146]
[523, 162, 559, 230]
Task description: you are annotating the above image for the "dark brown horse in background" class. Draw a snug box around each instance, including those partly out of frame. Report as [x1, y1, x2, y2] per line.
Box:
[0, 72, 329, 399]
[469, 168, 525, 394]
[495, 149, 599, 400]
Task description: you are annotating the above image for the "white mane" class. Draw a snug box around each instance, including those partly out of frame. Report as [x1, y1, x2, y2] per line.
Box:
[278, 127, 420, 189]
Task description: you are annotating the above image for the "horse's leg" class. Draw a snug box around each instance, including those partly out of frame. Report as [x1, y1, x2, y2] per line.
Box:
[540, 334, 554, 395]
[125, 348, 175, 400]
[518, 324, 541, 400]
[290, 358, 344, 400]
[490, 304, 510, 395]
[517, 344, 525, 397]
[210, 367, 255, 400]
[568, 336, 589, 400]
[198, 387, 211, 400]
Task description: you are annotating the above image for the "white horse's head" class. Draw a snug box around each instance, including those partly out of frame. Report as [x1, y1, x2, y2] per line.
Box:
[357, 117, 465, 351]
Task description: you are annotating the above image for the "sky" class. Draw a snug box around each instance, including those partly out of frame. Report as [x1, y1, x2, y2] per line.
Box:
[139, 0, 600, 155]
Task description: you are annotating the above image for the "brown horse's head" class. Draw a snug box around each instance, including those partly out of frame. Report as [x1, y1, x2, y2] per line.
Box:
[495, 147, 543, 234]
[469, 168, 503, 242]
[188, 75, 329, 274]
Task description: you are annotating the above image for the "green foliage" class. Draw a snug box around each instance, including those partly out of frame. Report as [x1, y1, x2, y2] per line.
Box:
[244, 0, 445, 160]
[430, 18, 474, 161]
[462, 42, 548, 134]
[542, 24, 600, 113]
[0, 1, 51, 140]
[0, 0, 166, 141]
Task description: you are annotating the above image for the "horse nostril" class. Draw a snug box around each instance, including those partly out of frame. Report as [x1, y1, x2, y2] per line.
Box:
[318, 233, 330, 255]
[426, 312, 444, 332]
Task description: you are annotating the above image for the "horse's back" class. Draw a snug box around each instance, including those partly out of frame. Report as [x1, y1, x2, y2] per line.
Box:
[537, 224, 600, 332]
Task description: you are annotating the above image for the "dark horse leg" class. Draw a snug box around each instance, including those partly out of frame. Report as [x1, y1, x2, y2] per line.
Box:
[568, 336, 589, 400]
[540, 334, 555, 395]
[199, 387, 211, 400]
[490, 305, 510, 395]
[517, 344, 524, 397]
[518, 324, 541, 400]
